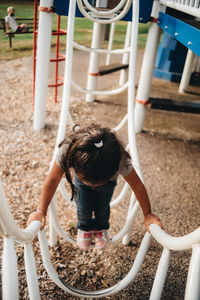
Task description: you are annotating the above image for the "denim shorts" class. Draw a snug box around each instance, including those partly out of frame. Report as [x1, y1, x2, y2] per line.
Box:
[74, 175, 116, 231]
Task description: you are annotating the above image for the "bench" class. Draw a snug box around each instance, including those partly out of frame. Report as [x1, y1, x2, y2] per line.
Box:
[0, 18, 35, 48]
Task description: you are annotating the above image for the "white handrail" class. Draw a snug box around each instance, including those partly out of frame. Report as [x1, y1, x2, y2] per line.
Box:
[160, 0, 200, 18]
[0, 178, 41, 243]
[73, 41, 131, 54]
[150, 224, 200, 250]
[71, 79, 128, 95]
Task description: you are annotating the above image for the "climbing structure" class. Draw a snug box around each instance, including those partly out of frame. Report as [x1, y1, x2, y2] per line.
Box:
[134, 0, 200, 132]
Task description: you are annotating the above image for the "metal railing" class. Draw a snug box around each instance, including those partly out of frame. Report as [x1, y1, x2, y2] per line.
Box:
[160, 0, 200, 18]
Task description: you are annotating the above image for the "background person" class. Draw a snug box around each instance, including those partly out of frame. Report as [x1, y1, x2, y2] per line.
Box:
[5, 6, 29, 33]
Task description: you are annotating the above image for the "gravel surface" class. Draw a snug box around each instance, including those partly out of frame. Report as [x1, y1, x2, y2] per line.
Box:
[0, 52, 200, 300]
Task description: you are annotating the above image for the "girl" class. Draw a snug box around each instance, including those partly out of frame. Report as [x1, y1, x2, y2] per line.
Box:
[27, 124, 163, 250]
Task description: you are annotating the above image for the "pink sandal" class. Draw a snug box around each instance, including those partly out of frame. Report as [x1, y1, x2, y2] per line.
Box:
[94, 230, 109, 250]
[77, 230, 92, 250]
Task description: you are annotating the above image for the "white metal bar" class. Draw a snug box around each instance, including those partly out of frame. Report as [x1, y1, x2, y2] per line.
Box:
[179, 49, 196, 93]
[160, 0, 200, 18]
[113, 113, 128, 131]
[122, 193, 137, 245]
[0, 177, 41, 243]
[38, 228, 151, 298]
[24, 243, 41, 300]
[119, 22, 132, 85]
[185, 245, 200, 300]
[110, 182, 130, 207]
[54, 0, 76, 148]
[73, 41, 130, 54]
[134, 0, 162, 133]
[73, 79, 128, 95]
[85, 22, 104, 102]
[77, 0, 132, 24]
[105, 22, 115, 65]
[33, 0, 53, 131]
[150, 248, 171, 300]
[2, 237, 19, 300]
[150, 224, 200, 251]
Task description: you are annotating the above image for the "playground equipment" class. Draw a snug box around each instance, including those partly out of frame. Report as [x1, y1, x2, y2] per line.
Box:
[1, 0, 200, 299]
[134, 0, 200, 133]
[33, 0, 67, 104]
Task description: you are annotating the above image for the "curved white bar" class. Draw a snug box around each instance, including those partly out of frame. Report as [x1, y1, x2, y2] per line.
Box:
[82, 0, 127, 16]
[38, 229, 151, 298]
[50, 189, 139, 245]
[49, 200, 77, 246]
[77, 0, 132, 24]
[0, 178, 41, 242]
[113, 114, 128, 132]
[73, 42, 130, 54]
[122, 193, 137, 245]
[110, 182, 130, 207]
[149, 224, 200, 251]
[71, 79, 128, 95]
[58, 178, 71, 203]
[111, 201, 139, 243]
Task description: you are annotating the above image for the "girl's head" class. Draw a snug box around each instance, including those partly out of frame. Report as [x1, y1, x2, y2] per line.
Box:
[60, 123, 122, 200]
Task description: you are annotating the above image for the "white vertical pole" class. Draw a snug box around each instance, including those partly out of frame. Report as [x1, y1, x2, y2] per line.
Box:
[105, 22, 115, 65]
[185, 245, 200, 300]
[119, 22, 132, 85]
[85, 22, 104, 102]
[179, 49, 196, 93]
[49, 194, 58, 246]
[24, 243, 41, 300]
[33, 0, 53, 131]
[122, 193, 137, 245]
[134, 0, 162, 133]
[150, 248, 170, 300]
[49, 0, 76, 246]
[2, 237, 19, 300]
[54, 0, 76, 149]
[195, 57, 200, 72]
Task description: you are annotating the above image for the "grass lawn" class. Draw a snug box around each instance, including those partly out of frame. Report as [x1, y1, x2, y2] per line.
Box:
[0, 0, 149, 61]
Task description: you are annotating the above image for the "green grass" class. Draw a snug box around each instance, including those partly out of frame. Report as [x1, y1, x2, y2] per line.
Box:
[0, 0, 149, 61]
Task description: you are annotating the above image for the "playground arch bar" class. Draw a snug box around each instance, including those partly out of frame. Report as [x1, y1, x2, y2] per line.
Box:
[1, 0, 200, 299]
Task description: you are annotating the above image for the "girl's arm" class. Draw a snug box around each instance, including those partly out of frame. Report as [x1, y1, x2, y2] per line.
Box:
[27, 161, 64, 230]
[124, 168, 163, 232]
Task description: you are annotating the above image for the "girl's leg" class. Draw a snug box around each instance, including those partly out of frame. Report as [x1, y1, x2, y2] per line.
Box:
[94, 181, 116, 230]
[74, 175, 96, 231]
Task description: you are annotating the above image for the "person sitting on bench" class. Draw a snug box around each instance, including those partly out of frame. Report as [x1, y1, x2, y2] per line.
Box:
[5, 6, 29, 33]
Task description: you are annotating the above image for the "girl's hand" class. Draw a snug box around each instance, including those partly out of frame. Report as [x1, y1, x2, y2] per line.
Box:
[27, 210, 46, 230]
[144, 213, 163, 233]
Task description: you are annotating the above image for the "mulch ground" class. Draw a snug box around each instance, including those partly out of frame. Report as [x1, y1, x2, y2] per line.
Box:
[0, 51, 200, 300]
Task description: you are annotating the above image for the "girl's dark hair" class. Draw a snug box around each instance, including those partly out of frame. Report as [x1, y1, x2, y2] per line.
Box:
[60, 123, 124, 201]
